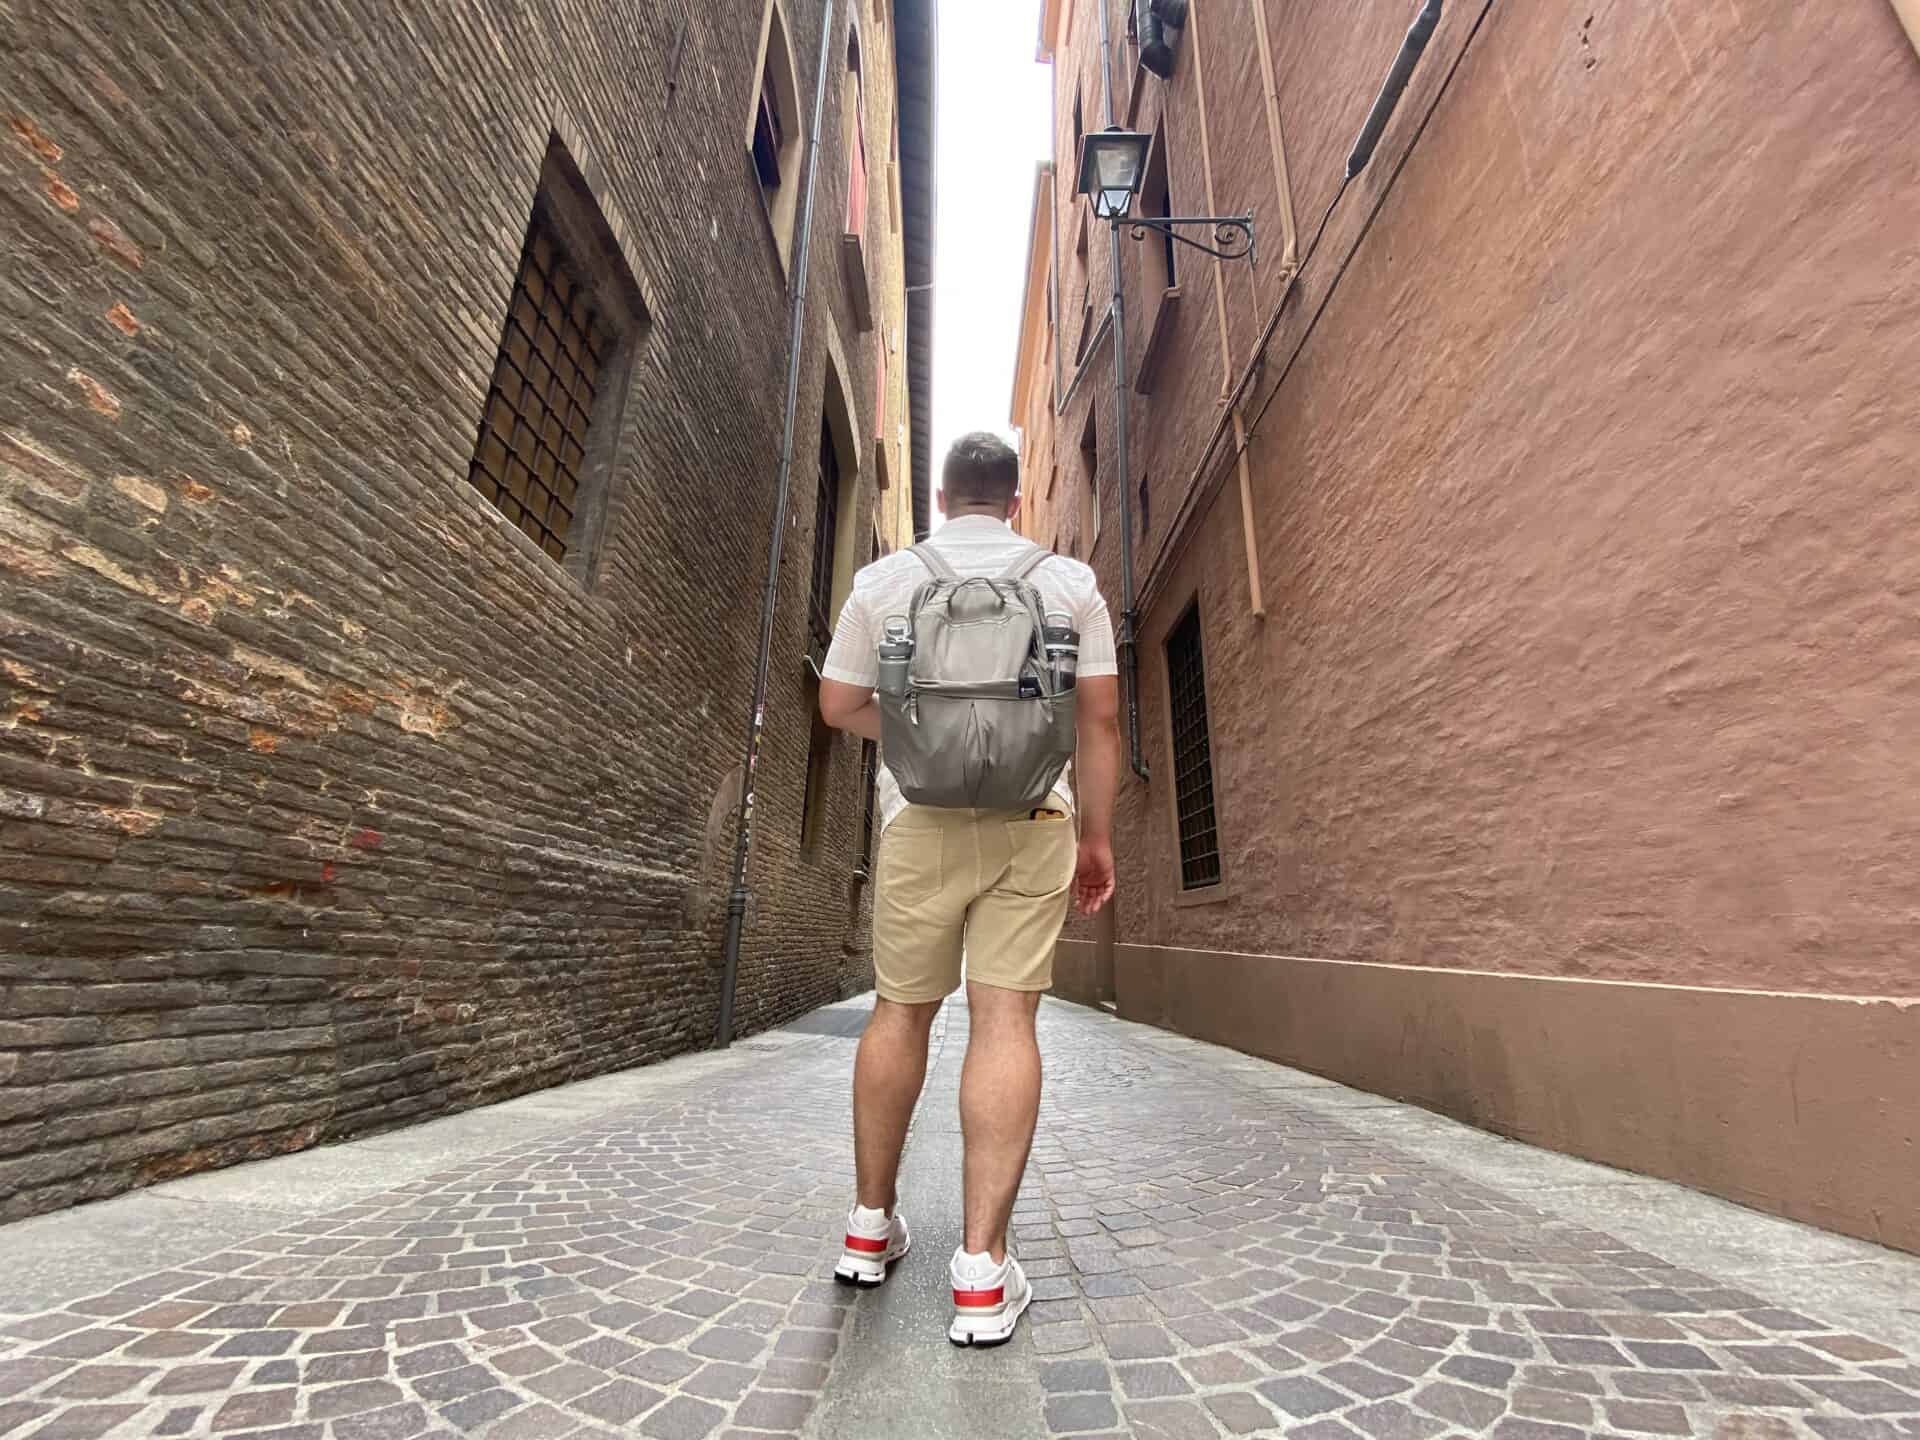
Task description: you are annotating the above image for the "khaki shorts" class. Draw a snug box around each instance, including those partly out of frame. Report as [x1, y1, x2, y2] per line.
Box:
[871, 804, 1077, 1004]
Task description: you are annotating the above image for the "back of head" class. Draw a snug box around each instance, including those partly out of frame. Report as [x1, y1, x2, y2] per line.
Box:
[943, 431, 1019, 512]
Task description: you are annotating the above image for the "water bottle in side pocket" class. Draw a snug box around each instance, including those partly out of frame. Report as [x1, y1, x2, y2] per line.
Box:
[878, 616, 914, 697]
[1042, 611, 1078, 694]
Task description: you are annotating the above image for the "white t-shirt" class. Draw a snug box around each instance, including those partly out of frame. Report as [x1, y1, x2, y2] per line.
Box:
[822, 515, 1119, 832]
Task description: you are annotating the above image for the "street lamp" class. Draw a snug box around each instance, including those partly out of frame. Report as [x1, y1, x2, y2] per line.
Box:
[1073, 126, 1255, 262]
[1075, 127, 1149, 221]
[1072, 117, 1257, 786]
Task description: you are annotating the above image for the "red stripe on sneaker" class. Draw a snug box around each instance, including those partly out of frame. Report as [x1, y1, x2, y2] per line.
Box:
[843, 1233, 889, 1254]
[953, 1286, 1005, 1307]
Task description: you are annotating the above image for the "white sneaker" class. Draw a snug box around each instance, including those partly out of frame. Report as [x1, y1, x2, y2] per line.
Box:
[948, 1247, 1032, 1347]
[832, 1204, 911, 1287]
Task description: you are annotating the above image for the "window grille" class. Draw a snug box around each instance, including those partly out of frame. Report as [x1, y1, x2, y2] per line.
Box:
[465, 201, 606, 564]
[1167, 604, 1221, 888]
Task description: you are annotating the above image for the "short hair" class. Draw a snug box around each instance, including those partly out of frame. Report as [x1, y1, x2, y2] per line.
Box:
[942, 431, 1019, 508]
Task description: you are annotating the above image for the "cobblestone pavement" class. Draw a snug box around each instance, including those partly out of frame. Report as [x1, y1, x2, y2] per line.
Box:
[2, 995, 1918, 1439]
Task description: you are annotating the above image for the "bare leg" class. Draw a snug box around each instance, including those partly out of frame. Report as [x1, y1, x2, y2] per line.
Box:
[852, 998, 941, 1212]
[959, 983, 1043, 1261]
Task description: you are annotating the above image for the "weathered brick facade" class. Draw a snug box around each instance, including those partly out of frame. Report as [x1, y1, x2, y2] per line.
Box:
[1014, 0, 1920, 1249]
[0, 0, 931, 1219]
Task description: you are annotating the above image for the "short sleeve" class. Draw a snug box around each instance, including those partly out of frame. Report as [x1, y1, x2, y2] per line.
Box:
[822, 583, 880, 687]
[1075, 585, 1118, 679]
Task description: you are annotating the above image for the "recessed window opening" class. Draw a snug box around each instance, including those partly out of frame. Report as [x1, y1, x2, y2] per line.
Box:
[809, 423, 845, 651]
[750, 0, 806, 262]
[465, 135, 645, 582]
[1078, 409, 1100, 554]
[1167, 603, 1221, 889]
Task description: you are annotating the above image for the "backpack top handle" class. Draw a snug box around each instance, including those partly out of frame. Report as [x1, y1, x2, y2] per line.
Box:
[910, 541, 1045, 612]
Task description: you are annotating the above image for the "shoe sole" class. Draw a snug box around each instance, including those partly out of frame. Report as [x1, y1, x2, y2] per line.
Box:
[832, 1234, 911, 1287]
[947, 1282, 1033, 1347]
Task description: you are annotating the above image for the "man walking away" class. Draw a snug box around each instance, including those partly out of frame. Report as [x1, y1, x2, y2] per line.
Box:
[817, 431, 1119, 1346]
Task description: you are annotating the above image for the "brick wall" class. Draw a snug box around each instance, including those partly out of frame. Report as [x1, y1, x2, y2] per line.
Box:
[0, 0, 906, 1219]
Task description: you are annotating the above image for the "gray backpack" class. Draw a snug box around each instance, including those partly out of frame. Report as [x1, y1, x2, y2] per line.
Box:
[878, 543, 1077, 811]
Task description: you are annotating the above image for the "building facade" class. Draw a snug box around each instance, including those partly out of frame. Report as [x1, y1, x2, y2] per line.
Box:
[1013, 0, 1920, 1250]
[0, 0, 935, 1220]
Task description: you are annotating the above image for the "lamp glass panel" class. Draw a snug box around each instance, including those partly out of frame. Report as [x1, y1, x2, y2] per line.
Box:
[1094, 137, 1145, 191]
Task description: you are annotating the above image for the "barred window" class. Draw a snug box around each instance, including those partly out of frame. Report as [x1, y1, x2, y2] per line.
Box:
[1167, 603, 1221, 889]
[466, 137, 644, 578]
[467, 207, 604, 564]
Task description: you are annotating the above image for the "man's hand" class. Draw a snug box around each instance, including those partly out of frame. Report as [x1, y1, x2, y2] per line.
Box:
[1073, 835, 1115, 914]
[1070, 674, 1120, 914]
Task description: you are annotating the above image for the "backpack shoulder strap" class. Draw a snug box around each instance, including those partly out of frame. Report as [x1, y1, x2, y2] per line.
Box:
[910, 543, 959, 582]
[998, 544, 1052, 584]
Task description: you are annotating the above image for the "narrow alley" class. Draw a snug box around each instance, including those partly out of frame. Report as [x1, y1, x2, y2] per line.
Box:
[2, 997, 1916, 1440]
[4, 3, 1919, 1437]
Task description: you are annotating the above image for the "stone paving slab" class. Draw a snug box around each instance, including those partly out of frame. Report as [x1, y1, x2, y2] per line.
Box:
[2, 1195, 297, 1317]
[0, 1012, 872, 1440]
[1006, 1006, 1920, 1440]
[2, 995, 1918, 1439]
[801, 997, 1046, 1440]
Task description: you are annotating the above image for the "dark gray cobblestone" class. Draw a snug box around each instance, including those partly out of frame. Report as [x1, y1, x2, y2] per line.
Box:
[4, 997, 1919, 1438]
[0, 1010, 916, 1440]
[1017, 1003, 1920, 1439]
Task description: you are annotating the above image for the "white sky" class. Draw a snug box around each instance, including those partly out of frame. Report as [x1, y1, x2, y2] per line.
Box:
[927, 1, 1053, 530]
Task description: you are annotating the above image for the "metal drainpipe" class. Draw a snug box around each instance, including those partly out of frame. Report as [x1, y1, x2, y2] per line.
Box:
[714, 0, 839, 1051]
[1097, 0, 1150, 782]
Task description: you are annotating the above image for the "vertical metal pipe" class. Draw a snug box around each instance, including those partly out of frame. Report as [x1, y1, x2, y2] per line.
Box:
[1097, 0, 1150, 781]
[1247, 0, 1299, 269]
[716, 0, 839, 1051]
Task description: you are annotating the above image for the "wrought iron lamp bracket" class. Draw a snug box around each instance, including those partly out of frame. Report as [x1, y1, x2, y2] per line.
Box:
[1123, 213, 1256, 265]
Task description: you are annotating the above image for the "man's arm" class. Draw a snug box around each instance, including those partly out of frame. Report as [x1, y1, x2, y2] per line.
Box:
[819, 576, 881, 739]
[819, 679, 881, 741]
[1071, 674, 1120, 913]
